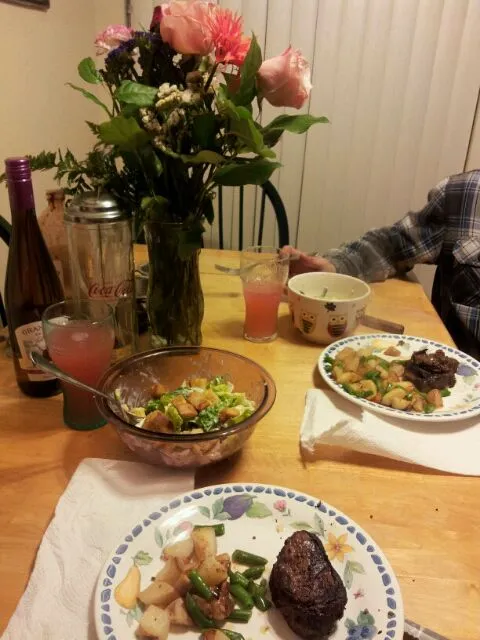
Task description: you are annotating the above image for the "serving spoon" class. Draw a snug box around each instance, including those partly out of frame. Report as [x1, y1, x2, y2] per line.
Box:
[30, 351, 141, 426]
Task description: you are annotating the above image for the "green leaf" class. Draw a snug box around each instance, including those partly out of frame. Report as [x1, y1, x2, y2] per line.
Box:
[78, 57, 102, 84]
[98, 116, 149, 151]
[345, 618, 356, 629]
[233, 34, 262, 106]
[203, 198, 214, 225]
[228, 106, 275, 158]
[85, 120, 100, 136]
[141, 195, 170, 220]
[178, 221, 205, 258]
[314, 513, 325, 537]
[246, 502, 272, 518]
[349, 560, 366, 575]
[214, 159, 281, 186]
[343, 561, 354, 589]
[133, 550, 153, 566]
[154, 528, 164, 548]
[66, 83, 111, 116]
[192, 112, 217, 148]
[180, 150, 225, 165]
[115, 80, 158, 106]
[357, 610, 375, 625]
[215, 512, 232, 521]
[262, 114, 329, 147]
[212, 497, 224, 518]
[198, 505, 211, 519]
[290, 521, 314, 531]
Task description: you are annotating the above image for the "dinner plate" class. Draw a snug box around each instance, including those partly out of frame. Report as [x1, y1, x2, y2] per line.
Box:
[319, 333, 480, 422]
[95, 483, 403, 640]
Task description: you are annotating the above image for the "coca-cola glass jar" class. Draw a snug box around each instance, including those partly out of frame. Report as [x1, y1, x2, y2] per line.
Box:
[64, 192, 137, 360]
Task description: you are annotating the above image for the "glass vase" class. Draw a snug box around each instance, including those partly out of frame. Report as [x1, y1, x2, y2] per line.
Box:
[144, 222, 204, 346]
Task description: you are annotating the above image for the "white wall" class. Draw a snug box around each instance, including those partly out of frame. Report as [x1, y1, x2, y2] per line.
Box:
[0, 0, 124, 295]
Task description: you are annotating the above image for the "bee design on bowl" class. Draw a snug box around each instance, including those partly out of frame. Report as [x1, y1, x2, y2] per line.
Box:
[327, 314, 347, 337]
[301, 310, 317, 334]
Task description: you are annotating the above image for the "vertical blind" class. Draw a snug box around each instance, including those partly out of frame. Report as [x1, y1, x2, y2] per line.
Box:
[133, 0, 480, 255]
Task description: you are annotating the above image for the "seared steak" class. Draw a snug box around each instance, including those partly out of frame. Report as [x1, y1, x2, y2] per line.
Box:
[269, 531, 347, 639]
[404, 349, 458, 392]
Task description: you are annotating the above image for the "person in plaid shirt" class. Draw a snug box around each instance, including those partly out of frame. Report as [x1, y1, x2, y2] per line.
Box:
[284, 169, 480, 358]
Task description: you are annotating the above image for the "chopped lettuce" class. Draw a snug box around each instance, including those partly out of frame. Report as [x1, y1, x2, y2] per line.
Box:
[194, 405, 221, 431]
[145, 398, 163, 414]
[165, 404, 183, 432]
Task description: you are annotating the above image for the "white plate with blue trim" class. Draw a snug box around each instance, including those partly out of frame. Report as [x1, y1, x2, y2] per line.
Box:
[95, 483, 404, 640]
[319, 333, 480, 422]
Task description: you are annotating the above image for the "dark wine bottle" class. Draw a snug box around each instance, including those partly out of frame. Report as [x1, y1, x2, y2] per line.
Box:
[4, 157, 64, 397]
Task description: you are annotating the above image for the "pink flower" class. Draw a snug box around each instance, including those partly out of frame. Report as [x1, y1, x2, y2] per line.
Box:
[273, 499, 287, 513]
[208, 7, 250, 65]
[160, 1, 214, 56]
[257, 46, 312, 109]
[150, 5, 163, 31]
[95, 25, 134, 55]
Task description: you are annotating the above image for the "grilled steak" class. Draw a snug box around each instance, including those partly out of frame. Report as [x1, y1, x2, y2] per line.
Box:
[269, 531, 347, 639]
[404, 349, 458, 392]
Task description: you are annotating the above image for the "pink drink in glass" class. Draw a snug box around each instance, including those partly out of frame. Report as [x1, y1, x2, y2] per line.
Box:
[47, 320, 114, 429]
[242, 281, 284, 341]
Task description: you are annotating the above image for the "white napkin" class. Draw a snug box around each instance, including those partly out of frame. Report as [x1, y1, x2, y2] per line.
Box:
[301, 389, 480, 475]
[1, 458, 194, 640]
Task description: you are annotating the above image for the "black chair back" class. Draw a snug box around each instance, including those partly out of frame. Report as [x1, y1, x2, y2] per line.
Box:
[0, 216, 11, 327]
[217, 180, 289, 250]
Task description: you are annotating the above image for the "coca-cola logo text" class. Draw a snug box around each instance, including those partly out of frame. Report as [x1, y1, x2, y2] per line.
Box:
[88, 279, 134, 299]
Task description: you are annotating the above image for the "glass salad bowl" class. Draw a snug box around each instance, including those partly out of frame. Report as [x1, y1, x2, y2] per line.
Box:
[96, 346, 276, 468]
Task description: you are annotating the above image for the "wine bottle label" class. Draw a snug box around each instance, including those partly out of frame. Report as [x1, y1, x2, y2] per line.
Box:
[53, 259, 65, 289]
[15, 321, 56, 382]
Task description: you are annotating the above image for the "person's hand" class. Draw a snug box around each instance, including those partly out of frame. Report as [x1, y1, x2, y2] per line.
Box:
[280, 245, 336, 277]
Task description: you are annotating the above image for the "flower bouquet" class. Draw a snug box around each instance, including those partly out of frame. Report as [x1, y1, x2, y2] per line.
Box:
[29, 1, 327, 345]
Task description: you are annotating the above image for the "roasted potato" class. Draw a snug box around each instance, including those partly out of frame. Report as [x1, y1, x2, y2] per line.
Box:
[191, 526, 217, 562]
[138, 580, 178, 607]
[197, 555, 229, 587]
[167, 597, 193, 627]
[138, 604, 170, 639]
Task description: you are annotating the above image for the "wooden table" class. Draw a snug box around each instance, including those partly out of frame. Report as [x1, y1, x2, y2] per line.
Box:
[0, 248, 478, 638]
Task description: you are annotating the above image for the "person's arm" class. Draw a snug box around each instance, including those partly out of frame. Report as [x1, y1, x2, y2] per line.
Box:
[324, 178, 449, 282]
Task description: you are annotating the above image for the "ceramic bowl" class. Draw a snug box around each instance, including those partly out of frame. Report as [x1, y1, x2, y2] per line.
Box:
[96, 346, 276, 468]
[287, 272, 371, 344]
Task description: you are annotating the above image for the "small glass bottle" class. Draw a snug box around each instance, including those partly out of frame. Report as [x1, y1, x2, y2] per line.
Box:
[4, 157, 63, 397]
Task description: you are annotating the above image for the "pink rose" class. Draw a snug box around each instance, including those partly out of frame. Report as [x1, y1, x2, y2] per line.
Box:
[160, 0, 214, 56]
[273, 499, 287, 513]
[257, 46, 312, 109]
[150, 5, 163, 31]
[95, 25, 133, 55]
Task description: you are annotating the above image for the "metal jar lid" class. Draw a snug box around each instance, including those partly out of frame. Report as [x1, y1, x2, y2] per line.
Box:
[64, 191, 128, 224]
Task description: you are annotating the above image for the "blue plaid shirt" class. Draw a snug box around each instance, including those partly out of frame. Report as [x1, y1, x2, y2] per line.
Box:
[325, 170, 480, 357]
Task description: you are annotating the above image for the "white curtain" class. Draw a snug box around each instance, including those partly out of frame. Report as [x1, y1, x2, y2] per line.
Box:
[132, 0, 480, 256]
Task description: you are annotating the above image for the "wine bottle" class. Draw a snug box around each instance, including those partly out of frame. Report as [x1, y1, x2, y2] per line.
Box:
[4, 157, 64, 397]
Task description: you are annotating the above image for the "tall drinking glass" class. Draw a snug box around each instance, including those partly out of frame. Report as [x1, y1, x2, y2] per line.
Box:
[42, 300, 115, 430]
[240, 245, 289, 342]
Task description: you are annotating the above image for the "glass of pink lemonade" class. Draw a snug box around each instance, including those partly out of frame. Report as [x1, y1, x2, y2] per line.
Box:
[240, 246, 290, 342]
[42, 300, 115, 430]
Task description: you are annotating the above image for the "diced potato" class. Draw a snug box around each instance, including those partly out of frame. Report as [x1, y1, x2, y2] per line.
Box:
[164, 537, 194, 559]
[192, 526, 217, 562]
[427, 389, 443, 408]
[167, 597, 194, 627]
[381, 387, 406, 406]
[336, 347, 355, 361]
[114, 564, 140, 609]
[394, 380, 414, 391]
[151, 383, 168, 398]
[364, 357, 379, 370]
[138, 604, 170, 639]
[197, 555, 228, 586]
[359, 379, 377, 397]
[412, 396, 426, 412]
[375, 364, 389, 379]
[337, 371, 362, 384]
[332, 364, 344, 380]
[138, 580, 178, 607]
[389, 363, 405, 377]
[391, 397, 410, 410]
[343, 354, 360, 372]
[176, 553, 199, 573]
[155, 557, 181, 586]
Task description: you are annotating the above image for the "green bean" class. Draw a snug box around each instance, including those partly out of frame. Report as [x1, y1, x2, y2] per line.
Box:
[232, 549, 268, 566]
[228, 583, 254, 609]
[194, 524, 225, 536]
[219, 630, 246, 640]
[253, 594, 272, 611]
[226, 608, 253, 623]
[241, 566, 265, 580]
[185, 593, 217, 629]
[188, 570, 214, 601]
[228, 569, 250, 589]
[258, 578, 268, 595]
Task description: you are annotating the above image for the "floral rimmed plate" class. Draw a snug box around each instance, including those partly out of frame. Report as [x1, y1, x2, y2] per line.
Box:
[95, 483, 403, 640]
[319, 333, 480, 422]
